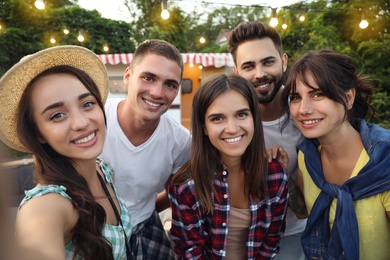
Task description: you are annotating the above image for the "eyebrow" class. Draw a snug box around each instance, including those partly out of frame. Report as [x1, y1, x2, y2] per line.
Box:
[240, 55, 276, 67]
[143, 71, 180, 86]
[207, 108, 250, 119]
[41, 92, 93, 115]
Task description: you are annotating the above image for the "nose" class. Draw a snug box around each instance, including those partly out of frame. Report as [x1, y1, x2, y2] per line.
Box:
[149, 84, 164, 98]
[254, 65, 267, 79]
[298, 97, 313, 115]
[71, 110, 89, 131]
[225, 118, 239, 133]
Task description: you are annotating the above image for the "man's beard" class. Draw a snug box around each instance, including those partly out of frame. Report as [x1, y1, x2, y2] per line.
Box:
[253, 73, 285, 104]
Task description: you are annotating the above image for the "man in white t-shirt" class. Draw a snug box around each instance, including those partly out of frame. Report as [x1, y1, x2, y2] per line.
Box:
[228, 21, 307, 260]
[100, 39, 191, 260]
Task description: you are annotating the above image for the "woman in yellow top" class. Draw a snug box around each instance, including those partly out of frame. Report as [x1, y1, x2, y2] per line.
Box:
[281, 49, 390, 259]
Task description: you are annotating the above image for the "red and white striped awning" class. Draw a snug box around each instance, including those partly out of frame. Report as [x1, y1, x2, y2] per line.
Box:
[97, 53, 234, 68]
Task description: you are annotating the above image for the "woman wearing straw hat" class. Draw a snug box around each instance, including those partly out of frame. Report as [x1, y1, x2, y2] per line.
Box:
[0, 46, 132, 260]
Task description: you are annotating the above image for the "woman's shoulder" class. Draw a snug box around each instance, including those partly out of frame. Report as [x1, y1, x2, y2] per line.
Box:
[18, 185, 75, 227]
[22, 185, 71, 203]
[168, 177, 198, 205]
[96, 157, 115, 183]
[267, 160, 287, 178]
[266, 160, 288, 196]
[169, 178, 195, 195]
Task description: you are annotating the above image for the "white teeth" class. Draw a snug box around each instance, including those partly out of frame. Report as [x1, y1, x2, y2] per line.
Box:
[224, 136, 242, 143]
[302, 119, 320, 125]
[145, 100, 160, 107]
[74, 132, 95, 144]
[257, 83, 269, 89]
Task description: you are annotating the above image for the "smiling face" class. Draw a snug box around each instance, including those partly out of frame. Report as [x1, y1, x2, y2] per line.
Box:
[204, 90, 254, 164]
[30, 73, 106, 163]
[289, 72, 353, 140]
[234, 38, 287, 104]
[124, 54, 181, 123]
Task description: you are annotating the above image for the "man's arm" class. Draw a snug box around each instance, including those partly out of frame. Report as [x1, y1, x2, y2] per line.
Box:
[156, 175, 173, 212]
[288, 168, 308, 219]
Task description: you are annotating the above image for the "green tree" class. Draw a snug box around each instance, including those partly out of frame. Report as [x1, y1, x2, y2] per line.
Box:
[124, 0, 191, 51]
[0, 0, 136, 75]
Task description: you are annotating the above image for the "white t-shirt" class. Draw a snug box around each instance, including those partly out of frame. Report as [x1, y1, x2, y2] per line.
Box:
[262, 113, 307, 236]
[100, 99, 191, 226]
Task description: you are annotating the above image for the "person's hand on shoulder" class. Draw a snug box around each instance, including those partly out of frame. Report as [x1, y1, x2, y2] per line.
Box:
[266, 145, 289, 171]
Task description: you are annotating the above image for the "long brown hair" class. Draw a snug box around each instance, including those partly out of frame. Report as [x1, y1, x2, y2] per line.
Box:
[172, 73, 268, 214]
[17, 65, 113, 260]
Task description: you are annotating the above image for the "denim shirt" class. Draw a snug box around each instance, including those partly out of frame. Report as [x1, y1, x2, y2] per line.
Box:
[298, 119, 390, 260]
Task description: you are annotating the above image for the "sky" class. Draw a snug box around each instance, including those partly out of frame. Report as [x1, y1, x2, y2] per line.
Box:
[77, 0, 307, 22]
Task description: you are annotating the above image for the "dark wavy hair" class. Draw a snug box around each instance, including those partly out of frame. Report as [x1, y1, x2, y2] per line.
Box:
[281, 49, 374, 130]
[17, 65, 113, 260]
[172, 73, 268, 214]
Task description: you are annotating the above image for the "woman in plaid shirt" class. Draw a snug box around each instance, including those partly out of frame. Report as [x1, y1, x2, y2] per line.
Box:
[168, 74, 289, 260]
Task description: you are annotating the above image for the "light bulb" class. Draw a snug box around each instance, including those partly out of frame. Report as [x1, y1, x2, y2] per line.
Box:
[34, 0, 45, 10]
[270, 17, 278, 27]
[161, 9, 170, 20]
[77, 33, 84, 42]
[359, 19, 368, 29]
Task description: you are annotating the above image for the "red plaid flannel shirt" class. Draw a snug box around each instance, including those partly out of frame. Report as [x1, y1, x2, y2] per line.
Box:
[168, 160, 289, 260]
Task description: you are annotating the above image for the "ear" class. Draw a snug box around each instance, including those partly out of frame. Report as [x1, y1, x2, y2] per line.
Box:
[38, 136, 46, 144]
[123, 66, 131, 85]
[282, 53, 288, 73]
[346, 88, 356, 110]
[204, 127, 208, 136]
[233, 66, 238, 74]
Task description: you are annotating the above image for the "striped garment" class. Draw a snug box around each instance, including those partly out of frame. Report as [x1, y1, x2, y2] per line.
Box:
[168, 160, 289, 260]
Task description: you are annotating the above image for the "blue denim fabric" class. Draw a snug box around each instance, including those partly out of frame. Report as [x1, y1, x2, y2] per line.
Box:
[298, 119, 390, 260]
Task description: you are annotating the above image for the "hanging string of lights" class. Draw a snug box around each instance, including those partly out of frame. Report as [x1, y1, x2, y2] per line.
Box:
[167, 0, 372, 30]
[4, 0, 373, 49]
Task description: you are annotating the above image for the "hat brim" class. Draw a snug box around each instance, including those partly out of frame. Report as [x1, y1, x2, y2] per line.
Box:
[0, 45, 108, 153]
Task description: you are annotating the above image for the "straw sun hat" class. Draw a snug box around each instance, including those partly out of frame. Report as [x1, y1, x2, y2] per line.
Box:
[0, 45, 108, 153]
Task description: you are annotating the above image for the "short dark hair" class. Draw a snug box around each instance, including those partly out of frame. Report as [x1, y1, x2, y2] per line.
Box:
[131, 39, 184, 78]
[228, 21, 284, 65]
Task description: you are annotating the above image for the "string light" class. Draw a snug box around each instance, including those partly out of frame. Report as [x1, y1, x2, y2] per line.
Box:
[34, 0, 45, 10]
[63, 28, 69, 34]
[269, 8, 279, 27]
[161, 0, 170, 20]
[103, 44, 109, 52]
[50, 36, 56, 44]
[359, 13, 369, 29]
[199, 36, 206, 44]
[77, 31, 85, 42]
[299, 14, 305, 22]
